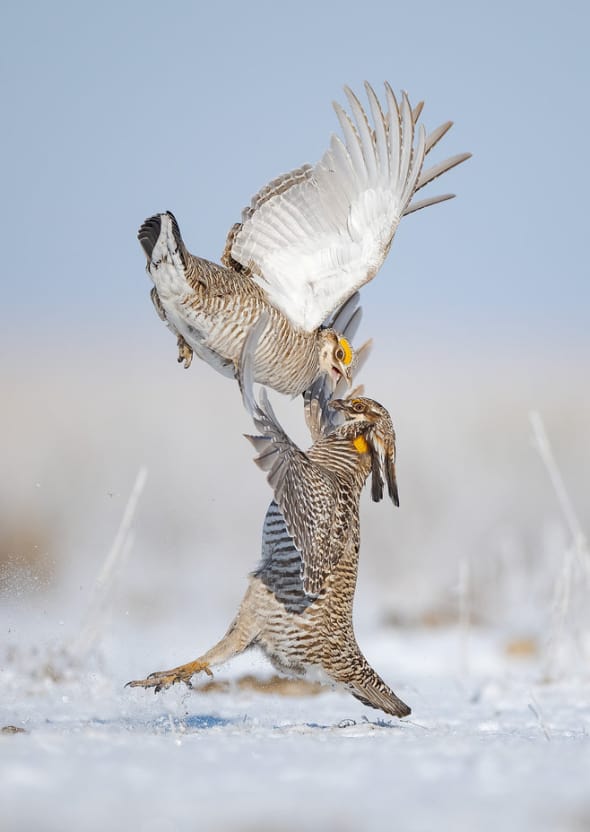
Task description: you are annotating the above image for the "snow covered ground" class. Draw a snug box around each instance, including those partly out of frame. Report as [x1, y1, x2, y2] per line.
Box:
[2, 353, 589, 831]
[2, 624, 590, 832]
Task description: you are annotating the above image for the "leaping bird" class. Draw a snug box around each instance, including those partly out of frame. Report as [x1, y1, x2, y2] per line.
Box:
[127, 324, 409, 717]
[139, 81, 470, 395]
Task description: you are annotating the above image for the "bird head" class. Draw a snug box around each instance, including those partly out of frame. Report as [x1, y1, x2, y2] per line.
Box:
[329, 396, 399, 507]
[318, 329, 354, 390]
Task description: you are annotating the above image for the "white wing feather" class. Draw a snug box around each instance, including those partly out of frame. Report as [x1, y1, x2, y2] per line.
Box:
[230, 83, 428, 331]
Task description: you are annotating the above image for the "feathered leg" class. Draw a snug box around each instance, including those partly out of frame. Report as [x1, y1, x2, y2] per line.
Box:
[126, 590, 261, 693]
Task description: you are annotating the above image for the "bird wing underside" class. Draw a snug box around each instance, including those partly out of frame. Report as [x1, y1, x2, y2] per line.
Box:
[226, 82, 470, 332]
[255, 500, 317, 613]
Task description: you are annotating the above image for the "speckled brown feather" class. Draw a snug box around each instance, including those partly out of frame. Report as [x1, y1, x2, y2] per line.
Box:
[127, 387, 409, 717]
[138, 212, 351, 395]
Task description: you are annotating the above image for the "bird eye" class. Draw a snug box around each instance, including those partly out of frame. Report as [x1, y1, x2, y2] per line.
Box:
[335, 347, 345, 361]
[352, 401, 365, 413]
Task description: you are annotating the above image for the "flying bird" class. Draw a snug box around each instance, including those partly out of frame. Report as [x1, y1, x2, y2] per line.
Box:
[127, 328, 409, 717]
[139, 81, 470, 395]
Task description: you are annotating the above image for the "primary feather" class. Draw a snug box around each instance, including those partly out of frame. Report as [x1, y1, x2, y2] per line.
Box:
[230, 82, 470, 331]
[139, 82, 469, 395]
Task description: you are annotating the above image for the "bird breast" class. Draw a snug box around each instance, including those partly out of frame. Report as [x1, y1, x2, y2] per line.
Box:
[178, 261, 322, 394]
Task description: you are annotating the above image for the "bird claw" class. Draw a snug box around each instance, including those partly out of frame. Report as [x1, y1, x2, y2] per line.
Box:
[126, 660, 212, 694]
[176, 336, 193, 369]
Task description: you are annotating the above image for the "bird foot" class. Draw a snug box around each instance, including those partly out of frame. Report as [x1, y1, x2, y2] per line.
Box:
[126, 659, 213, 694]
[176, 336, 193, 369]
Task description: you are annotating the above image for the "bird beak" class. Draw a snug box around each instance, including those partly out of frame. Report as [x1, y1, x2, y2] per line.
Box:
[343, 362, 354, 386]
[328, 399, 346, 411]
[331, 361, 353, 391]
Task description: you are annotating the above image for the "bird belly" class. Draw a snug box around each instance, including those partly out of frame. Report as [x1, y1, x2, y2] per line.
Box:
[247, 573, 351, 684]
[167, 295, 316, 394]
[177, 295, 249, 359]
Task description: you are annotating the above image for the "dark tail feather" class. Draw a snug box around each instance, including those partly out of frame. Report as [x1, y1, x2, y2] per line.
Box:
[138, 211, 186, 265]
[138, 214, 163, 259]
[348, 678, 411, 718]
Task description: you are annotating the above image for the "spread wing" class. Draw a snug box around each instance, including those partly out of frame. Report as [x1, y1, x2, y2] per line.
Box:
[228, 82, 470, 331]
[245, 393, 340, 595]
[239, 316, 344, 595]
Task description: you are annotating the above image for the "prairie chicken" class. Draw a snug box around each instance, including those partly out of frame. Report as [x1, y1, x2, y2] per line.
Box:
[128, 342, 409, 717]
[139, 81, 470, 395]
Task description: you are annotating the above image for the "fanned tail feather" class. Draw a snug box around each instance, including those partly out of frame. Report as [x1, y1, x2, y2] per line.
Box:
[138, 214, 162, 260]
[138, 211, 186, 263]
[137, 211, 190, 295]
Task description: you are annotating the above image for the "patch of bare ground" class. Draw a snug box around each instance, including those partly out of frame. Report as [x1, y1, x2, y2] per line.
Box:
[198, 674, 325, 697]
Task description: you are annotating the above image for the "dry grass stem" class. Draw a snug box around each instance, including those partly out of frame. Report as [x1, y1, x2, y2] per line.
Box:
[69, 467, 148, 659]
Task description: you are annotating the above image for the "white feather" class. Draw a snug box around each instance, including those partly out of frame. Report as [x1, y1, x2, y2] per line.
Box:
[230, 83, 452, 332]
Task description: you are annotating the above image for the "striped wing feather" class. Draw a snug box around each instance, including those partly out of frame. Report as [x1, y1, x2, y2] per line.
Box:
[246, 389, 341, 595]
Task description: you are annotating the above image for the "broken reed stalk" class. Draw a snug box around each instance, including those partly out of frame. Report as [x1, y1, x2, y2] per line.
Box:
[69, 466, 148, 660]
[529, 411, 589, 573]
[458, 556, 471, 676]
[529, 410, 589, 677]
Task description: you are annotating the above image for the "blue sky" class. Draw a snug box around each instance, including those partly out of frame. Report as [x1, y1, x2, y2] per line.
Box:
[1, 0, 588, 362]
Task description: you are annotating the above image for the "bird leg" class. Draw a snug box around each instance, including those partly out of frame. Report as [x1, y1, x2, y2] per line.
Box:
[126, 596, 261, 695]
[126, 658, 212, 693]
[149, 287, 193, 369]
[176, 335, 193, 369]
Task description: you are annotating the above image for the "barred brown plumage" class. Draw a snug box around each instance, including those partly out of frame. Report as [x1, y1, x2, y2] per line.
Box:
[139, 82, 469, 396]
[138, 211, 349, 395]
[127, 372, 409, 717]
[128, 80, 470, 718]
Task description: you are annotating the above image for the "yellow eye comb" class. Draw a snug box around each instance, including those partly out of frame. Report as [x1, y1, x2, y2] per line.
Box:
[338, 337, 352, 366]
